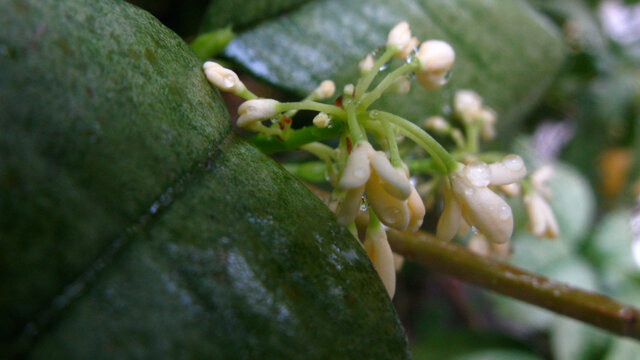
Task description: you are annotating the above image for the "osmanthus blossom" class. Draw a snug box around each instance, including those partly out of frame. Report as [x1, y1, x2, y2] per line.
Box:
[437, 155, 527, 244]
[201, 20, 537, 299]
[524, 166, 559, 238]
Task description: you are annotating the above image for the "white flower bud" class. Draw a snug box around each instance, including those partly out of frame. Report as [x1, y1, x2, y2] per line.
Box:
[339, 141, 374, 190]
[314, 80, 335, 100]
[389, 76, 411, 94]
[366, 170, 410, 231]
[415, 40, 455, 89]
[393, 253, 405, 272]
[524, 192, 559, 238]
[313, 112, 330, 128]
[359, 54, 375, 74]
[423, 116, 450, 134]
[387, 22, 412, 53]
[236, 99, 279, 127]
[451, 165, 514, 243]
[531, 165, 554, 200]
[454, 90, 483, 122]
[488, 155, 527, 186]
[363, 224, 396, 298]
[203, 61, 246, 95]
[480, 108, 497, 140]
[436, 189, 461, 241]
[343, 83, 355, 97]
[468, 234, 490, 256]
[370, 151, 412, 200]
[397, 36, 419, 59]
[407, 186, 426, 232]
[498, 183, 521, 197]
[336, 186, 364, 226]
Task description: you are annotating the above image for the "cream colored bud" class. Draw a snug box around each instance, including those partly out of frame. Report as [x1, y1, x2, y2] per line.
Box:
[366, 171, 410, 231]
[407, 186, 426, 232]
[397, 36, 419, 59]
[236, 99, 279, 127]
[423, 116, 450, 133]
[336, 186, 364, 227]
[451, 166, 514, 243]
[359, 54, 375, 74]
[393, 253, 405, 272]
[370, 151, 412, 200]
[339, 141, 374, 190]
[389, 76, 411, 94]
[387, 22, 412, 53]
[468, 234, 490, 256]
[343, 83, 355, 97]
[488, 155, 527, 186]
[454, 90, 483, 122]
[415, 40, 455, 89]
[436, 189, 462, 241]
[498, 183, 521, 197]
[313, 112, 330, 128]
[314, 80, 335, 99]
[203, 61, 246, 94]
[524, 193, 559, 238]
[363, 224, 396, 298]
[531, 165, 554, 199]
[480, 108, 497, 140]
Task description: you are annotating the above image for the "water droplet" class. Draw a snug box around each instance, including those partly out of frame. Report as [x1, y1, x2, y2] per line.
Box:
[502, 154, 524, 171]
[149, 201, 160, 214]
[498, 205, 511, 221]
[464, 162, 491, 187]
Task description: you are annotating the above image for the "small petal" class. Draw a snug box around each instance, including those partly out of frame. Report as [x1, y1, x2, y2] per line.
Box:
[407, 186, 426, 232]
[370, 151, 412, 200]
[452, 169, 513, 243]
[524, 193, 559, 238]
[415, 40, 455, 89]
[397, 36, 419, 59]
[423, 116, 450, 134]
[488, 155, 527, 186]
[436, 189, 462, 241]
[359, 54, 375, 74]
[336, 186, 365, 226]
[314, 80, 335, 99]
[338, 141, 374, 190]
[389, 76, 411, 94]
[237, 99, 279, 127]
[313, 112, 330, 128]
[203, 61, 246, 94]
[468, 234, 490, 256]
[498, 183, 521, 197]
[366, 171, 410, 231]
[363, 224, 396, 298]
[387, 22, 412, 52]
[453, 90, 483, 122]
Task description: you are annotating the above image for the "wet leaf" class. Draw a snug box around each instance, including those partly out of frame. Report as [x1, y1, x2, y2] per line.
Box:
[222, 0, 565, 131]
[0, 0, 408, 358]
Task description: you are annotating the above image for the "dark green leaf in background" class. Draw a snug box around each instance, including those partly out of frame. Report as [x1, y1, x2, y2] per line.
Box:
[0, 0, 409, 358]
[218, 0, 565, 133]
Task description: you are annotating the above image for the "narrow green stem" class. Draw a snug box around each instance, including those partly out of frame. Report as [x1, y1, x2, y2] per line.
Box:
[237, 87, 258, 100]
[450, 128, 466, 150]
[359, 60, 419, 109]
[278, 101, 345, 118]
[465, 122, 479, 153]
[346, 105, 366, 143]
[355, 47, 397, 98]
[377, 117, 402, 168]
[300, 142, 335, 163]
[371, 111, 458, 173]
[189, 27, 234, 60]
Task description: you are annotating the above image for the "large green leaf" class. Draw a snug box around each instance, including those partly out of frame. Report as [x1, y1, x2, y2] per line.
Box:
[222, 0, 564, 130]
[0, 0, 408, 358]
[200, 0, 313, 31]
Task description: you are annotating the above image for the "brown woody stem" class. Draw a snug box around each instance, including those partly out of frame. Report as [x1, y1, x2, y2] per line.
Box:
[386, 229, 640, 340]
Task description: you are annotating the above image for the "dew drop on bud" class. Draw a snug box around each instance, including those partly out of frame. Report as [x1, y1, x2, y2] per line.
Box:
[464, 162, 491, 187]
[498, 204, 511, 221]
[502, 154, 524, 172]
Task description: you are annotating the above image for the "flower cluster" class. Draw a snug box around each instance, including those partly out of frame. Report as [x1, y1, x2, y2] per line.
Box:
[202, 21, 559, 298]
